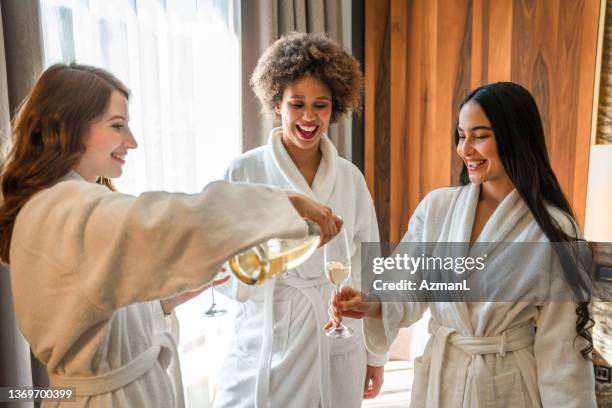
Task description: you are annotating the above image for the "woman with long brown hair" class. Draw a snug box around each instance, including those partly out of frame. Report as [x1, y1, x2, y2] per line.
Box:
[328, 82, 595, 407]
[0, 63, 341, 407]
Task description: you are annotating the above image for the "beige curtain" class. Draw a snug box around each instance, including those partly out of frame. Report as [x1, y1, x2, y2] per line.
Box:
[240, 0, 352, 157]
[0, 0, 46, 405]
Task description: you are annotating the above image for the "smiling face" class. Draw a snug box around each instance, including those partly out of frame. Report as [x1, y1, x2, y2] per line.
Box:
[456, 101, 511, 189]
[275, 75, 332, 154]
[74, 90, 137, 182]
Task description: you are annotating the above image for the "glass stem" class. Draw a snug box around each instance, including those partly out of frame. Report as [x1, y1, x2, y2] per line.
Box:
[211, 286, 216, 304]
[334, 285, 342, 330]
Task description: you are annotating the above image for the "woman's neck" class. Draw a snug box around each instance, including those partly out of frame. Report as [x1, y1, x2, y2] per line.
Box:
[281, 135, 322, 186]
[479, 177, 515, 204]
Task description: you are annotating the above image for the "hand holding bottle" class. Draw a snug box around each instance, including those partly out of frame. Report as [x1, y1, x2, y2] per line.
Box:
[286, 192, 343, 246]
[228, 193, 342, 286]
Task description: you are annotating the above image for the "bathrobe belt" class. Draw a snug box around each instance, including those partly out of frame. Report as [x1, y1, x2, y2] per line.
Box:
[255, 276, 332, 408]
[48, 332, 182, 403]
[427, 320, 536, 408]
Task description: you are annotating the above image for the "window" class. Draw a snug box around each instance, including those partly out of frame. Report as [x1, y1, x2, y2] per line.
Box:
[40, 1, 241, 406]
[40, 0, 241, 194]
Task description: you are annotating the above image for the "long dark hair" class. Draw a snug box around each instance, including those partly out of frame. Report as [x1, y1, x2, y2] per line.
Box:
[0, 63, 129, 264]
[455, 82, 593, 359]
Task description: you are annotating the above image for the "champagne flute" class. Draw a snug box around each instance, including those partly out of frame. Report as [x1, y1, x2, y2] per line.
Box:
[324, 228, 353, 338]
[203, 266, 229, 317]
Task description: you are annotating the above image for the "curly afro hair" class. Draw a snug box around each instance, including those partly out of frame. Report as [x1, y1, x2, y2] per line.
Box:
[250, 32, 363, 123]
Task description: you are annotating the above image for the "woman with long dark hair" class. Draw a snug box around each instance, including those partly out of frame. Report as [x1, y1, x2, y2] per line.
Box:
[0, 63, 341, 407]
[327, 82, 596, 407]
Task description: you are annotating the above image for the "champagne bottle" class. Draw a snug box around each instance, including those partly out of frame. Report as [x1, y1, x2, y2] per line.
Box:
[229, 220, 321, 285]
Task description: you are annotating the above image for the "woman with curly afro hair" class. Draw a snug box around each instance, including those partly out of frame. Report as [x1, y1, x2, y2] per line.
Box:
[215, 32, 387, 408]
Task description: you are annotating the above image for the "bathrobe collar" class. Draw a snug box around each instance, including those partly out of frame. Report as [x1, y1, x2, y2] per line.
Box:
[268, 127, 338, 203]
[450, 182, 528, 243]
[443, 183, 529, 335]
[63, 171, 85, 182]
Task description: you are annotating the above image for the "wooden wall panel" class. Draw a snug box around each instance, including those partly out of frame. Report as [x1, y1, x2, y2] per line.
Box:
[365, 0, 391, 242]
[365, 0, 602, 242]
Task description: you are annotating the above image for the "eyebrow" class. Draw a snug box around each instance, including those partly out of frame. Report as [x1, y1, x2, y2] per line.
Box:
[457, 125, 493, 132]
[289, 95, 332, 101]
[108, 115, 126, 121]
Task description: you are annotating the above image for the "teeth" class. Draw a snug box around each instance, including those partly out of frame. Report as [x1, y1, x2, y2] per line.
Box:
[111, 153, 125, 160]
[467, 160, 485, 169]
[297, 124, 317, 132]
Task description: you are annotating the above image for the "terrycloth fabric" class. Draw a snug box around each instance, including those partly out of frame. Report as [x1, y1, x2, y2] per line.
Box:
[363, 183, 596, 408]
[10, 172, 308, 408]
[215, 127, 386, 408]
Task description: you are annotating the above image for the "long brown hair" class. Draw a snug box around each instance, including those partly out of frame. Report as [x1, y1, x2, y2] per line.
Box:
[0, 63, 130, 264]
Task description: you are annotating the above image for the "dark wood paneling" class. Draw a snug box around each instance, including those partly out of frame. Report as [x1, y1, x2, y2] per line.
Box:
[366, 0, 601, 242]
[365, 0, 391, 242]
[351, 0, 365, 173]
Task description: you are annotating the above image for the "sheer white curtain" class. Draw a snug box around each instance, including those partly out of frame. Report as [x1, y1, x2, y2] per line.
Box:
[39, 0, 241, 406]
[40, 0, 240, 194]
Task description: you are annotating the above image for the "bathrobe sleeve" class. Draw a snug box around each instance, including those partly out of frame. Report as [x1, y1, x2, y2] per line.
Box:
[353, 176, 388, 366]
[215, 159, 265, 302]
[363, 194, 431, 355]
[11, 179, 308, 314]
[534, 299, 596, 407]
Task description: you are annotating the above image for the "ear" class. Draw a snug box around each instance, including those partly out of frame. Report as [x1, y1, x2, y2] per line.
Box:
[274, 104, 281, 115]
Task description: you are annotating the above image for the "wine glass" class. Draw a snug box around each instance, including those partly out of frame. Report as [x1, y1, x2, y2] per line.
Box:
[324, 228, 353, 338]
[203, 266, 229, 317]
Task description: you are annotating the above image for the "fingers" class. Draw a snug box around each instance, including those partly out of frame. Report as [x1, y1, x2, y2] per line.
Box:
[333, 215, 343, 231]
[286, 193, 339, 247]
[367, 374, 383, 399]
[323, 320, 338, 331]
[370, 379, 383, 398]
[363, 369, 372, 398]
[363, 366, 384, 399]
[342, 311, 366, 319]
[327, 299, 342, 327]
[212, 274, 231, 286]
[363, 384, 375, 399]
[317, 205, 336, 247]
[339, 297, 361, 311]
[182, 285, 209, 300]
[367, 378, 383, 399]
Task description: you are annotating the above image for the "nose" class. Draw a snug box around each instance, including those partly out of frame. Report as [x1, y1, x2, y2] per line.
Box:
[302, 108, 315, 121]
[459, 137, 475, 157]
[125, 128, 138, 149]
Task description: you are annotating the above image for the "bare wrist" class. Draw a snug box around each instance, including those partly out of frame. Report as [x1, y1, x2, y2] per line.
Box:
[370, 301, 382, 319]
[286, 192, 301, 208]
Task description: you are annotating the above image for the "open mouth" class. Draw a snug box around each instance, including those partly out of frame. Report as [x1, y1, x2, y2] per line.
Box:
[467, 159, 486, 171]
[111, 152, 126, 164]
[296, 124, 319, 140]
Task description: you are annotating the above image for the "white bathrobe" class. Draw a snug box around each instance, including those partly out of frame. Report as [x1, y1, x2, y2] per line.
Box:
[215, 128, 386, 408]
[364, 183, 596, 407]
[9, 172, 309, 408]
